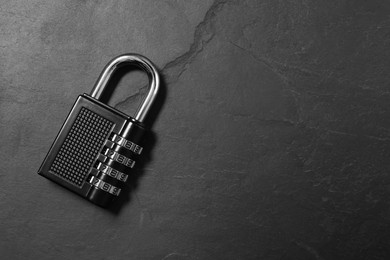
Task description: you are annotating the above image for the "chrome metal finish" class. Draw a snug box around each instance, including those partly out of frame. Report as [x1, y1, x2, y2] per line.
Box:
[103, 148, 135, 168]
[90, 54, 160, 123]
[110, 134, 143, 154]
[89, 176, 121, 196]
[96, 162, 129, 182]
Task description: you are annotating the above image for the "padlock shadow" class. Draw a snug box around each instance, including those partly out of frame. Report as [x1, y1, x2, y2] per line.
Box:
[100, 65, 167, 214]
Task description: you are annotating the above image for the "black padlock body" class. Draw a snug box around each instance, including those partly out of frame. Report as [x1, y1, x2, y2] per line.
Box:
[38, 94, 146, 207]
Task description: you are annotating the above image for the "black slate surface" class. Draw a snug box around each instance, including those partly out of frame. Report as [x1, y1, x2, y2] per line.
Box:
[1, 1, 390, 259]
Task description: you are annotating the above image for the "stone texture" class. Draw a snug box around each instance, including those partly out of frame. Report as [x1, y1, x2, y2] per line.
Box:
[1, 0, 390, 259]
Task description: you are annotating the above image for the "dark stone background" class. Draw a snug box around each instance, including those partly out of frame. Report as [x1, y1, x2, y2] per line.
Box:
[1, 1, 389, 259]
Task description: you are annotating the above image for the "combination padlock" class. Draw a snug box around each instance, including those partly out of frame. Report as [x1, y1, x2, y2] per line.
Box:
[38, 54, 160, 207]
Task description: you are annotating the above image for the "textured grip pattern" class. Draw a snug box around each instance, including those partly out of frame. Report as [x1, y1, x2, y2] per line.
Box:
[50, 107, 113, 186]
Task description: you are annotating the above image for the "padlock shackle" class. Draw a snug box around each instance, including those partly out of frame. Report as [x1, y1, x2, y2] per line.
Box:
[90, 54, 160, 123]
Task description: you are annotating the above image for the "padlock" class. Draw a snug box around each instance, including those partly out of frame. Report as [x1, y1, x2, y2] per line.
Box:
[38, 54, 160, 207]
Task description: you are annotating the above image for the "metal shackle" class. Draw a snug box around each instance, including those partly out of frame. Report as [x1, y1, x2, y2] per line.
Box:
[90, 54, 160, 123]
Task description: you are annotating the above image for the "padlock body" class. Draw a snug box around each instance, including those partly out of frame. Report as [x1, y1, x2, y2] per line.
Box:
[38, 94, 145, 207]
